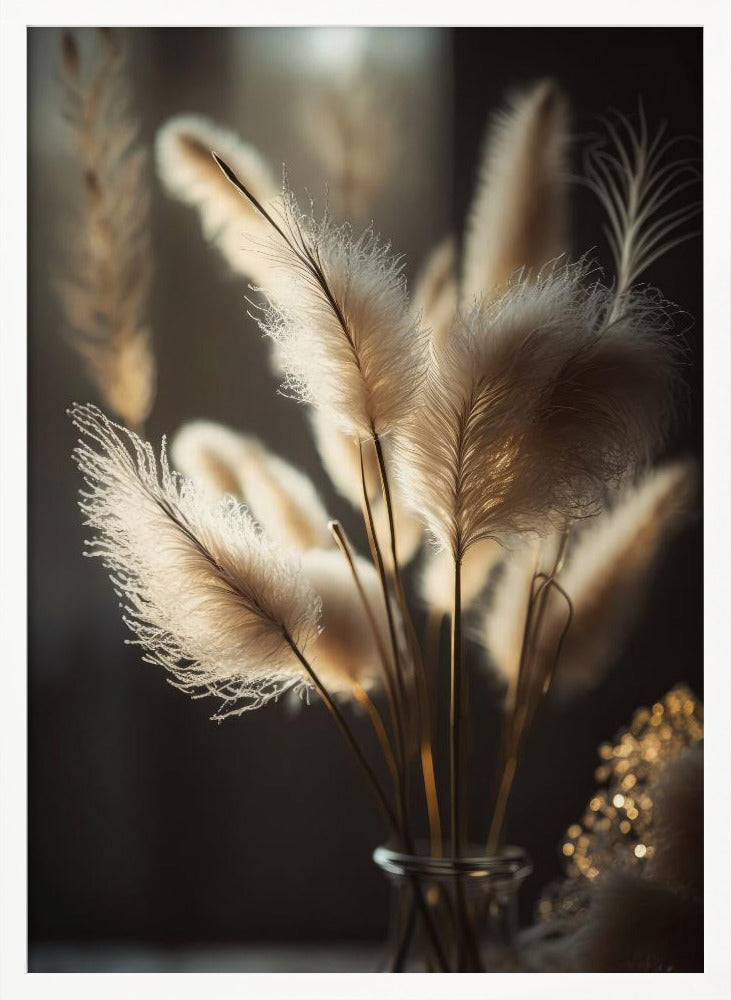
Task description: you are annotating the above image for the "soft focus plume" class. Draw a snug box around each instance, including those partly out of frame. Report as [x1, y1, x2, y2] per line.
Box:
[462, 79, 569, 303]
[549, 461, 696, 696]
[70, 404, 321, 719]
[411, 236, 458, 351]
[298, 61, 399, 225]
[396, 263, 679, 559]
[301, 549, 389, 694]
[171, 420, 332, 552]
[420, 538, 502, 616]
[309, 409, 380, 506]
[213, 157, 429, 439]
[156, 114, 289, 296]
[57, 29, 155, 431]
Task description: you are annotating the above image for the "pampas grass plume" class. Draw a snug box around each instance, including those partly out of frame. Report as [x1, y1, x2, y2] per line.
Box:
[462, 79, 569, 303]
[411, 236, 458, 351]
[301, 549, 389, 694]
[155, 114, 290, 297]
[171, 420, 332, 552]
[57, 29, 155, 431]
[397, 263, 679, 558]
[550, 460, 696, 695]
[70, 404, 321, 718]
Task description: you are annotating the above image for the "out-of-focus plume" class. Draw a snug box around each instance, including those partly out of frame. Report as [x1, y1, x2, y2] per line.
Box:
[70, 404, 321, 719]
[171, 420, 332, 552]
[462, 79, 569, 304]
[411, 236, 459, 351]
[301, 549, 389, 694]
[155, 114, 293, 298]
[550, 461, 696, 695]
[298, 58, 400, 225]
[57, 28, 155, 432]
[420, 538, 503, 616]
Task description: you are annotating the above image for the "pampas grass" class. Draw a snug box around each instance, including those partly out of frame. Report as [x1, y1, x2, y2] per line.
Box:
[397, 263, 679, 559]
[411, 236, 458, 351]
[70, 404, 321, 718]
[462, 79, 569, 303]
[302, 549, 389, 694]
[57, 29, 155, 433]
[420, 539, 502, 616]
[155, 114, 288, 296]
[214, 155, 428, 439]
[549, 461, 696, 695]
[171, 420, 331, 552]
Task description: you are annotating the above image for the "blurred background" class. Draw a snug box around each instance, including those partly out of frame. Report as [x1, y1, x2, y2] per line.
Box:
[28, 26, 702, 971]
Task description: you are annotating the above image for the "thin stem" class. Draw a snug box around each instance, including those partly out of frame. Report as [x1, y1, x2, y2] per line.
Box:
[371, 429, 443, 858]
[353, 684, 400, 801]
[450, 554, 464, 858]
[283, 631, 397, 832]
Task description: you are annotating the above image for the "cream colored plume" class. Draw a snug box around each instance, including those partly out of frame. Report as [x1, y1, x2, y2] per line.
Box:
[548, 461, 696, 695]
[308, 409, 380, 506]
[395, 262, 679, 559]
[70, 404, 321, 719]
[155, 114, 291, 297]
[298, 63, 399, 225]
[479, 541, 542, 690]
[411, 236, 458, 351]
[301, 549, 389, 694]
[420, 538, 502, 616]
[170, 420, 332, 552]
[462, 79, 569, 304]
[57, 29, 155, 432]
[213, 157, 429, 439]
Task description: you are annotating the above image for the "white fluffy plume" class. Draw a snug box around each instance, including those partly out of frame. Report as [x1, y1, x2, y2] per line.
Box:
[462, 79, 569, 304]
[155, 114, 289, 295]
[411, 236, 458, 351]
[396, 263, 679, 558]
[170, 420, 332, 552]
[301, 549, 389, 694]
[549, 460, 696, 695]
[213, 156, 429, 438]
[71, 404, 321, 719]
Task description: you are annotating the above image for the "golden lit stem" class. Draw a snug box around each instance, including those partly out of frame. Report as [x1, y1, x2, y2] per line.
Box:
[450, 553, 464, 858]
[353, 684, 400, 795]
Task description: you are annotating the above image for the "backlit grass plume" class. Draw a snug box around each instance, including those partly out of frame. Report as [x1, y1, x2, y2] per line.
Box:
[397, 263, 679, 560]
[411, 236, 458, 351]
[171, 420, 332, 551]
[213, 155, 428, 439]
[462, 79, 569, 303]
[57, 29, 155, 433]
[155, 114, 284, 296]
[70, 403, 321, 718]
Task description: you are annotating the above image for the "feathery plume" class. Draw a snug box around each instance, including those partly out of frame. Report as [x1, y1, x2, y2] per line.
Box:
[298, 62, 399, 225]
[420, 538, 502, 616]
[647, 746, 703, 892]
[301, 549, 389, 694]
[57, 29, 155, 432]
[549, 461, 696, 695]
[171, 420, 332, 552]
[411, 236, 458, 351]
[155, 114, 289, 295]
[582, 108, 701, 307]
[70, 404, 321, 719]
[396, 263, 680, 559]
[308, 408, 380, 505]
[462, 80, 569, 304]
[213, 156, 429, 438]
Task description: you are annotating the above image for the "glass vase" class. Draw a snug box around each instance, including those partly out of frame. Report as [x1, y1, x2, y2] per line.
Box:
[373, 844, 532, 972]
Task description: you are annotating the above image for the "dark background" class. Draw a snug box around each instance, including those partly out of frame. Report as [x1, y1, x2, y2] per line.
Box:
[28, 26, 702, 968]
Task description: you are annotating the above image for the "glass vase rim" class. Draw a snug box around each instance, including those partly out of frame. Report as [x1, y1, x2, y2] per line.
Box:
[372, 843, 532, 882]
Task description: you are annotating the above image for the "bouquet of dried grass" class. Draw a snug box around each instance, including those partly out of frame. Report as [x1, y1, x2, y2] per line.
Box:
[59, 45, 699, 971]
